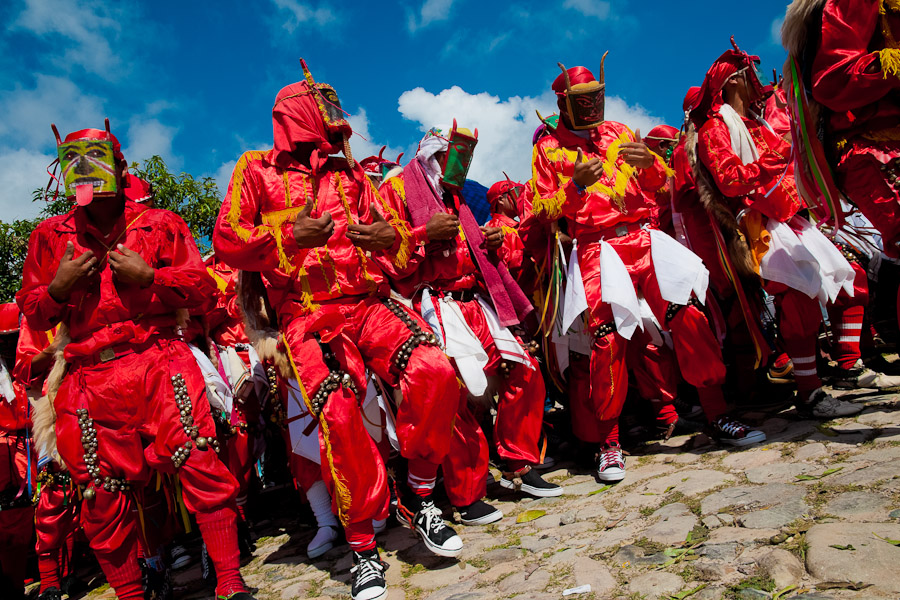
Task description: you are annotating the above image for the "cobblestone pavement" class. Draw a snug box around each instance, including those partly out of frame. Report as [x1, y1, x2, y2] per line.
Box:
[65, 380, 900, 600]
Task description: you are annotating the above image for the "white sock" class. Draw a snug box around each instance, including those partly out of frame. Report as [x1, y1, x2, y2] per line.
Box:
[307, 480, 339, 529]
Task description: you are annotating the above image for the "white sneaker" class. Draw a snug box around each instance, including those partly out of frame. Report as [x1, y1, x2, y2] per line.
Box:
[799, 388, 863, 419]
[307, 525, 339, 559]
[597, 445, 626, 482]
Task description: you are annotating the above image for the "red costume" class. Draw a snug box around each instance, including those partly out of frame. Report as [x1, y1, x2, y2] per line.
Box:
[379, 136, 550, 506]
[0, 304, 35, 597]
[485, 180, 539, 299]
[212, 77, 459, 551]
[808, 0, 900, 254]
[643, 125, 680, 235]
[17, 127, 248, 599]
[531, 66, 728, 452]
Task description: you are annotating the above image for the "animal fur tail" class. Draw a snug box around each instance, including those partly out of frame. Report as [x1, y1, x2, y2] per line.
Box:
[31, 325, 71, 468]
[237, 270, 292, 379]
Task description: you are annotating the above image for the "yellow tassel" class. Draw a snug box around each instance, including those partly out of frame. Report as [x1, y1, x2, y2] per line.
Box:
[389, 177, 406, 203]
[500, 225, 519, 239]
[226, 151, 267, 242]
[880, 48, 900, 79]
[284, 341, 352, 524]
[174, 475, 192, 534]
[390, 218, 413, 269]
[882, 0, 900, 13]
[208, 267, 229, 295]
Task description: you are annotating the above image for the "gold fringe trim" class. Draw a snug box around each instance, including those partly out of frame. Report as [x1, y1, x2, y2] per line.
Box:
[881, 0, 900, 14]
[369, 179, 412, 269]
[500, 225, 519, 239]
[284, 340, 352, 524]
[880, 48, 900, 79]
[389, 177, 406, 203]
[208, 267, 229, 295]
[226, 151, 267, 242]
[282, 171, 293, 207]
[335, 173, 378, 292]
[531, 146, 567, 219]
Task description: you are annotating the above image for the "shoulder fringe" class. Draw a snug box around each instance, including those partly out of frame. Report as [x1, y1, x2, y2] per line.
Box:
[237, 270, 292, 380]
[686, 124, 759, 280]
[782, 0, 827, 58]
[32, 324, 71, 468]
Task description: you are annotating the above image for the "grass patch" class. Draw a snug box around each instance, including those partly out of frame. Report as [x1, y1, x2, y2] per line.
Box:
[402, 563, 428, 577]
[544, 563, 574, 592]
[466, 557, 488, 570]
[725, 574, 776, 598]
[640, 505, 656, 517]
[632, 537, 667, 554]
[485, 533, 521, 551]
[686, 524, 709, 545]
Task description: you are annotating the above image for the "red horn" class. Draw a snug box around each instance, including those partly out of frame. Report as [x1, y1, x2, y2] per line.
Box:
[51, 123, 61, 144]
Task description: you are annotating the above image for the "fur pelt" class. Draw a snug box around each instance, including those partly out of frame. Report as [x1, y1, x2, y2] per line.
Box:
[31, 324, 71, 468]
[685, 124, 760, 281]
[782, 0, 827, 59]
[237, 270, 292, 380]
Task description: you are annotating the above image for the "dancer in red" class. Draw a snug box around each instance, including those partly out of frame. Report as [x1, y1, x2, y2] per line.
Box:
[485, 179, 538, 297]
[531, 58, 764, 481]
[690, 42, 861, 419]
[17, 123, 253, 600]
[0, 304, 35, 600]
[212, 61, 462, 600]
[643, 125, 680, 235]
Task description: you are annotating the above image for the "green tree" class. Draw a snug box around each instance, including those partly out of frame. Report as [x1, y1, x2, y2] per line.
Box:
[0, 156, 222, 302]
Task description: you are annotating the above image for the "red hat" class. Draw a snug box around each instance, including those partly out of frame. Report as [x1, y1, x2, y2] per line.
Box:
[487, 180, 523, 206]
[59, 126, 124, 162]
[643, 125, 679, 154]
[690, 37, 765, 127]
[0, 304, 20, 334]
[682, 86, 702, 112]
[552, 66, 598, 96]
[124, 174, 153, 203]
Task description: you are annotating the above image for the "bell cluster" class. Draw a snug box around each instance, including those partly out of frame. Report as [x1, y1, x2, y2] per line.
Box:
[267, 365, 285, 426]
[381, 298, 439, 371]
[170, 373, 219, 469]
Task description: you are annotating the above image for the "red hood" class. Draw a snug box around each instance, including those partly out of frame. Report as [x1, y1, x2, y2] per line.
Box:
[272, 81, 347, 169]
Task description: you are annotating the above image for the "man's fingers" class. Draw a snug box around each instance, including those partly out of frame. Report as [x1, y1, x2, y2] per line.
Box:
[575, 148, 584, 163]
[298, 197, 314, 218]
[73, 249, 95, 265]
[63, 241, 75, 261]
[320, 211, 333, 225]
[372, 210, 387, 222]
[634, 128, 641, 142]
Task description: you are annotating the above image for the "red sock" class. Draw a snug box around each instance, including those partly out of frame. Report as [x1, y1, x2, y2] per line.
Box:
[650, 399, 679, 426]
[236, 502, 247, 522]
[832, 306, 863, 370]
[345, 521, 377, 553]
[596, 419, 619, 447]
[38, 551, 60, 593]
[407, 458, 438, 498]
[95, 544, 143, 599]
[196, 506, 247, 597]
[772, 352, 791, 369]
[697, 386, 727, 422]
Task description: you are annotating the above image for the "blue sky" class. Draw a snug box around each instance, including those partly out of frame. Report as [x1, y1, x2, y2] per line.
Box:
[0, 0, 792, 222]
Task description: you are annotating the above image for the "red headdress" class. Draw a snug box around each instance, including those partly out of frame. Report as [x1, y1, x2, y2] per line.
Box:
[690, 37, 766, 127]
[359, 146, 404, 181]
[486, 178, 524, 211]
[643, 125, 679, 154]
[552, 53, 609, 130]
[272, 59, 354, 171]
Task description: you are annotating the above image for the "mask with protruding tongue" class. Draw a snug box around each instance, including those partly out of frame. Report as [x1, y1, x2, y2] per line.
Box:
[52, 120, 122, 207]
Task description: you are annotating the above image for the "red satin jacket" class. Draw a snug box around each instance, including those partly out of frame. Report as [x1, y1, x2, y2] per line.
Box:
[213, 151, 410, 317]
[16, 200, 216, 361]
[13, 319, 56, 392]
[697, 113, 802, 222]
[811, 0, 900, 147]
[530, 121, 668, 239]
[377, 171, 479, 297]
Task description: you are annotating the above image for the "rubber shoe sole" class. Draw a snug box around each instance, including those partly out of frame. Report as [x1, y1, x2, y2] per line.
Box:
[499, 478, 563, 498]
[718, 428, 767, 447]
[415, 528, 463, 558]
[596, 467, 626, 482]
[458, 507, 503, 526]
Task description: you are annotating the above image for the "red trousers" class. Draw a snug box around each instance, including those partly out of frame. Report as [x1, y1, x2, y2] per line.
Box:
[53, 339, 239, 554]
[435, 299, 544, 507]
[838, 147, 900, 257]
[280, 295, 458, 527]
[573, 230, 726, 443]
[0, 430, 35, 593]
[223, 391, 262, 511]
[827, 262, 869, 369]
[35, 473, 81, 554]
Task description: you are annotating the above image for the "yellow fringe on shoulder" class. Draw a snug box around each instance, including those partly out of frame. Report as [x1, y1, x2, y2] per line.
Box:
[225, 151, 267, 242]
[284, 341, 352, 524]
[389, 177, 406, 203]
[880, 48, 900, 79]
[368, 179, 412, 269]
[207, 267, 229, 295]
[531, 146, 567, 219]
[500, 225, 519, 239]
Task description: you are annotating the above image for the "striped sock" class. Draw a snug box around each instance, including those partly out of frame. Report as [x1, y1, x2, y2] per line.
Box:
[790, 354, 820, 396]
[95, 545, 143, 599]
[407, 458, 438, 498]
[832, 306, 864, 370]
[345, 521, 377, 553]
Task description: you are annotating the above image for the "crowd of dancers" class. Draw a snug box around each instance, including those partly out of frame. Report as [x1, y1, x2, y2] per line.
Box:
[1, 1, 899, 598]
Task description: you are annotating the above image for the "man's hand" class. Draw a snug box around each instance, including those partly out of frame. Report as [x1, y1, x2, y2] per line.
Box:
[47, 241, 97, 302]
[347, 210, 396, 251]
[292, 198, 334, 248]
[572, 147, 604, 189]
[425, 212, 460, 241]
[109, 245, 155, 287]
[480, 226, 503, 250]
[618, 129, 655, 169]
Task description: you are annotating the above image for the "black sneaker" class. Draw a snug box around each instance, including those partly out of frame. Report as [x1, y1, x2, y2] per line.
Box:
[140, 557, 173, 600]
[709, 416, 766, 447]
[397, 494, 463, 557]
[457, 500, 503, 526]
[500, 466, 563, 498]
[37, 588, 62, 600]
[200, 542, 216, 590]
[673, 397, 704, 420]
[350, 549, 388, 600]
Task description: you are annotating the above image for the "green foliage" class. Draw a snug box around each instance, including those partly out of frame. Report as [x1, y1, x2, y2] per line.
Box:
[132, 155, 221, 254]
[0, 156, 221, 303]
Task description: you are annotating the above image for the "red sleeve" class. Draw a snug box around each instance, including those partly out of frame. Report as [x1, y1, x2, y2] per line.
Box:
[636, 151, 669, 193]
[147, 215, 217, 312]
[373, 175, 430, 279]
[697, 118, 782, 199]
[213, 151, 304, 272]
[16, 223, 68, 332]
[811, 0, 900, 112]
[13, 321, 49, 387]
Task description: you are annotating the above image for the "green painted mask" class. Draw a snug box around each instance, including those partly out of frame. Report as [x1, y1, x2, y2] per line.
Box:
[58, 139, 118, 206]
[440, 121, 478, 190]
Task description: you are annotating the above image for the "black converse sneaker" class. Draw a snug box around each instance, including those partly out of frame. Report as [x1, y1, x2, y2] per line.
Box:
[397, 494, 463, 557]
[350, 549, 388, 600]
[596, 444, 626, 482]
[37, 588, 62, 600]
[500, 466, 563, 497]
[457, 500, 503, 526]
[709, 416, 766, 447]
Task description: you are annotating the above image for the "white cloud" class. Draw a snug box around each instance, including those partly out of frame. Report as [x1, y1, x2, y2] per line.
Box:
[269, 0, 335, 33]
[124, 118, 181, 170]
[348, 109, 406, 166]
[562, 0, 611, 19]
[771, 16, 785, 47]
[396, 86, 663, 185]
[10, 0, 127, 77]
[408, 0, 455, 33]
[0, 148, 56, 222]
[213, 160, 238, 195]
